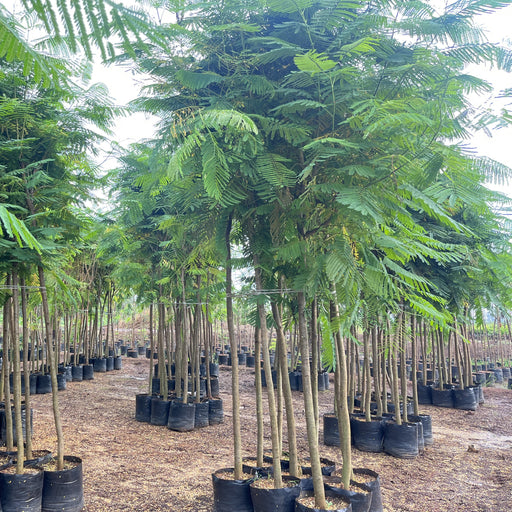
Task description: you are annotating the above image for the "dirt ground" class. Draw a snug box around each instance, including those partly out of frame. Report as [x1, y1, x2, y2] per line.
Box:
[29, 357, 512, 512]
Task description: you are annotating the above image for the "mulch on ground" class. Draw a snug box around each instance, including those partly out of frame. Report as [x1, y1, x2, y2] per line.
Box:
[28, 358, 512, 511]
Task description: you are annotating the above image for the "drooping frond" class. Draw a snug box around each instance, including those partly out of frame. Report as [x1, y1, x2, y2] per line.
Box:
[0, 9, 65, 86]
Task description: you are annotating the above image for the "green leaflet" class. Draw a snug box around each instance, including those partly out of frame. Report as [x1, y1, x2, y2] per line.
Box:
[175, 70, 224, 91]
[294, 50, 337, 74]
[0, 205, 41, 251]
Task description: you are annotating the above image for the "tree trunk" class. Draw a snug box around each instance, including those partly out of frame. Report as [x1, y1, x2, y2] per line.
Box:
[11, 272, 24, 473]
[225, 216, 243, 479]
[310, 297, 319, 434]
[297, 291, 325, 506]
[254, 327, 264, 467]
[400, 311, 408, 424]
[38, 266, 64, 470]
[148, 303, 155, 395]
[271, 300, 299, 477]
[254, 255, 282, 488]
[372, 324, 382, 417]
[330, 294, 352, 490]
[20, 278, 33, 459]
[3, 294, 13, 452]
[411, 314, 419, 416]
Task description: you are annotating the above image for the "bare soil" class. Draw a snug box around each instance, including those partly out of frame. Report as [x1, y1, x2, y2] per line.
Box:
[29, 358, 512, 511]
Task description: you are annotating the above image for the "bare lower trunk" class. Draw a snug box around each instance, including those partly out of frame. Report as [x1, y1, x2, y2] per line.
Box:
[226, 217, 242, 479]
[298, 291, 325, 507]
[254, 328, 264, 467]
[254, 256, 282, 488]
[330, 293, 352, 490]
[21, 278, 33, 459]
[271, 300, 299, 477]
[38, 266, 64, 470]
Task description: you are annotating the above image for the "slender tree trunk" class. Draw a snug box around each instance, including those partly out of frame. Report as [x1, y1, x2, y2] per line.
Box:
[180, 269, 189, 405]
[411, 314, 419, 416]
[391, 314, 402, 426]
[254, 328, 264, 467]
[157, 298, 168, 398]
[11, 272, 24, 473]
[3, 293, 13, 452]
[381, 325, 388, 414]
[297, 291, 325, 506]
[330, 293, 352, 490]
[362, 316, 372, 422]
[254, 255, 282, 488]
[148, 303, 155, 395]
[20, 278, 32, 459]
[194, 275, 202, 403]
[310, 297, 319, 433]
[400, 310, 408, 424]
[225, 215, 243, 479]
[271, 300, 299, 477]
[372, 324, 382, 417]
[38, 266, 64, 470]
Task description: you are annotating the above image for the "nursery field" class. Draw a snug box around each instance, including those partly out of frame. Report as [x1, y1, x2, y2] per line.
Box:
[29, 357, 512, 512]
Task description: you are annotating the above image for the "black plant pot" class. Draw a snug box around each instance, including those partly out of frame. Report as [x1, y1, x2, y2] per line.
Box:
[64, 366, 73, 382]
[152, 377, 161, 395]
[431, 387, 454, 408]
[383, 421, 419, 459]
[209, 398, 224, 425]
[29, 373, 38, 394]
[408, 415, 424, 452]
[37, 374, 52, 394]
[114, 356, 122, 370]
[0, 467, 43, 512]
[82, 364, 94, 381]
[1, 405, 33, 446]
[135, 394, 152, 423]
[353, 468, 382, 512]
[250, 475, 301, 512]
[289, 371, 300, 391]
[194, 400, 209, 428]
[212, 468, 253, 512]
[323, 413, 340, 447]
[218, 354, 228, 365]
[167, 401, 195, 432]
[246, 355, 255, 368]
[410, 414, 433, 447]
[453, 387, 477, 411]
[93, 357, 107, 373]
[71, 365, 83, 382]
[41, 456, 84, 512]
[209, 363, 220, 378]
[150, 396, 170, 426]
[416, 383, 432, 404]
[210, 377, 220, 398]
[106, 356, 115, 371]
[56, 373, 67, 391]
[350, 415, 385, 453]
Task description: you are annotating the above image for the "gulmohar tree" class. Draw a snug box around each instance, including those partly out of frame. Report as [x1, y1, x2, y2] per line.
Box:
[126, 0, 512, 507]
[1, 0, 512, 509]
